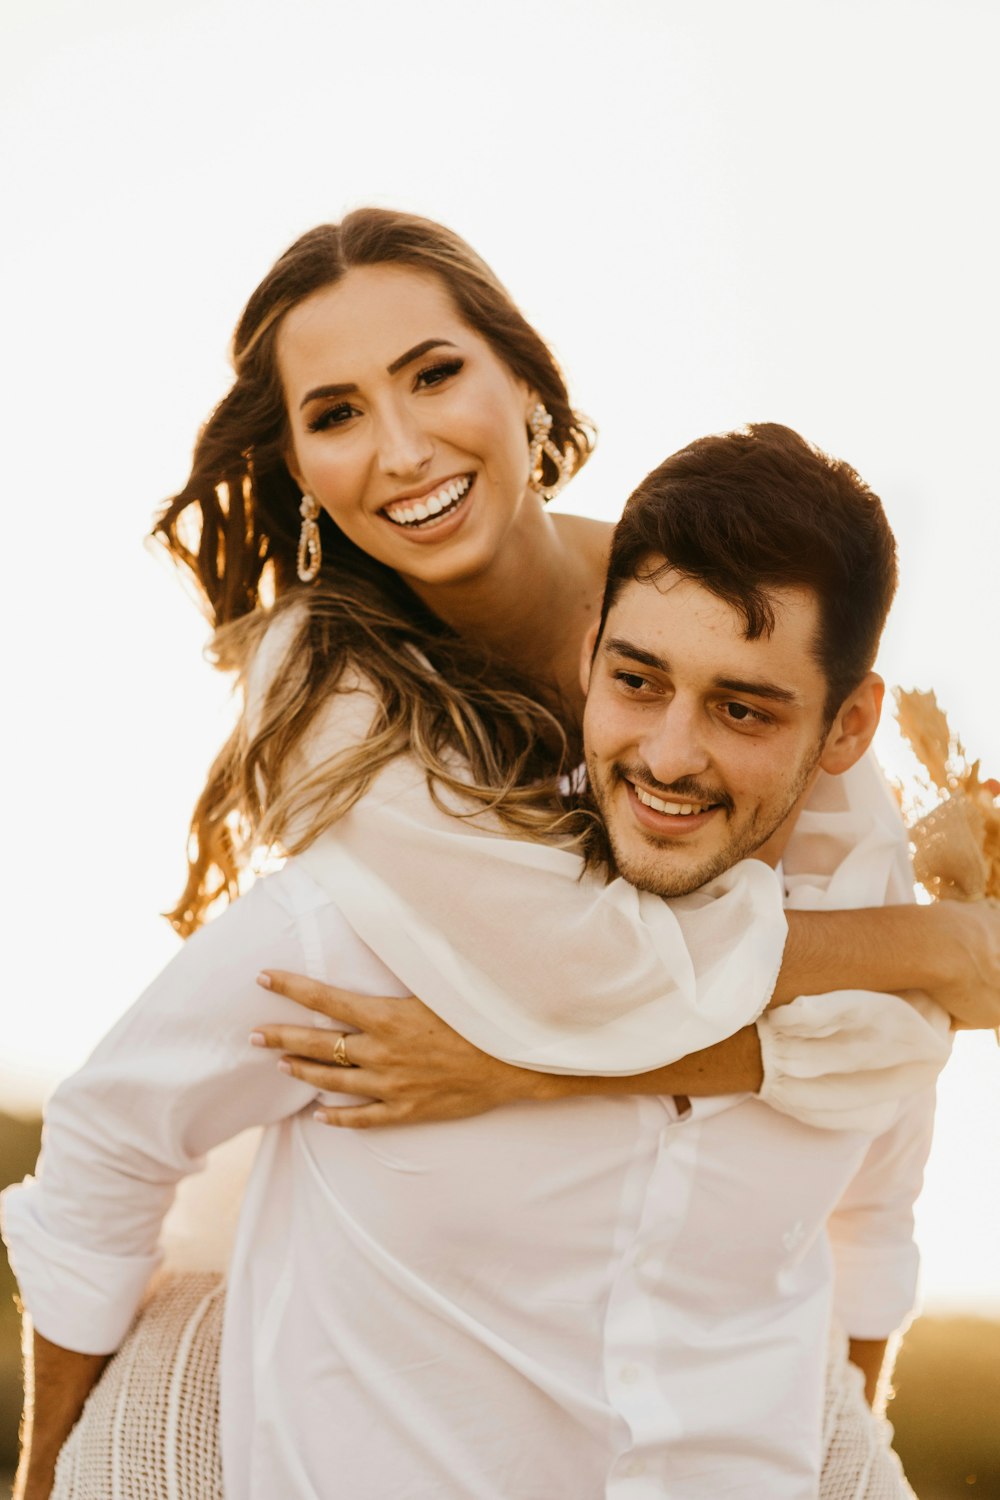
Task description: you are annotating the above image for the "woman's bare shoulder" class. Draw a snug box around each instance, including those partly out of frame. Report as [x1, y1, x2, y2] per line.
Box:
[552, 511, 613, 570]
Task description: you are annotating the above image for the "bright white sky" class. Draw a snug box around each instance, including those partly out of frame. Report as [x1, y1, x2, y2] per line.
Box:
[1, 0, 997, 1312]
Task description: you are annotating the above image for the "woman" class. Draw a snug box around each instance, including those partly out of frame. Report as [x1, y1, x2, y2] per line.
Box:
[7, 210, 995, 1500]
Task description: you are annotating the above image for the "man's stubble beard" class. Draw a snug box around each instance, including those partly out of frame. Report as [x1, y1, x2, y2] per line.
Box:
[586, 742, 825, 899]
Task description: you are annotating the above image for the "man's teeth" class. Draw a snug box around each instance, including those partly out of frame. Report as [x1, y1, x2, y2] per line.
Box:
[385, 477, 472, 527]
[634, 786, 712, 816]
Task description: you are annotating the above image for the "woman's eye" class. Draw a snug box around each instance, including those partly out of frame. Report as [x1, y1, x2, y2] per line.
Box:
[415, 358, 464, 389]
[307, 402, 358, 433]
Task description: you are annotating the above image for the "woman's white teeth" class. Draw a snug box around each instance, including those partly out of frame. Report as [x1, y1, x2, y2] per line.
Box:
[635, 786, 711, 816]
[386, 477, 471, 528]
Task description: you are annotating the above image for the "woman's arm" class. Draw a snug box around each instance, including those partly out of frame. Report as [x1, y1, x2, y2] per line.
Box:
[251, 920, 959, 1131]
[774, 901, 1000, 1027]
[255, 849, 989, 1131]
[253, 633, 994, 1085]
[252, 975, 766, 1126]
[292, 728, 999, 1070]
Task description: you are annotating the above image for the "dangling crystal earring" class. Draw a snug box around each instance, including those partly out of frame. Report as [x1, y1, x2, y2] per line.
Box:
[296, 493, 322, 583]
[527, 404, 576, 502]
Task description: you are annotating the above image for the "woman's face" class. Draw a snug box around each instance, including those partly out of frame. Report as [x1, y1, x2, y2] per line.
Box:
[278, 264, 538, 590]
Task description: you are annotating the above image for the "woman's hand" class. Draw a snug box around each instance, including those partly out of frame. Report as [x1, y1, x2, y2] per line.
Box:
[932, 898, 1000, 1029]
[252, 973, 555, 1127]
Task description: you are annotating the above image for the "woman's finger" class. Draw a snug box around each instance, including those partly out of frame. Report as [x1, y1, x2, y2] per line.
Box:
[257, 970, 401, 1026]
[251, 1024, 363, 1060]
[279, 1057, 381, 1093]
[313, 1103, 395, 1130]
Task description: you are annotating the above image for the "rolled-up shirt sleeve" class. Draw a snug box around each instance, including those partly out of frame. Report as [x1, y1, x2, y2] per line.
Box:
[826, 1084, 938, 1339]
[0, 868, 332, 1355]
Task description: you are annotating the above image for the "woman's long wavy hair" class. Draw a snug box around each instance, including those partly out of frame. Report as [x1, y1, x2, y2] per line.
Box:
[153, 208, 597, 935]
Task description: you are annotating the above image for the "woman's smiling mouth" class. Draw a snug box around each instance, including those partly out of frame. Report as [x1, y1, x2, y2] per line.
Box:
[382, 474, 475, 530]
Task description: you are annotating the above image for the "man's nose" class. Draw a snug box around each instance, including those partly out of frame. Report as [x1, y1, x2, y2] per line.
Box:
[639, 701, 712, 788]
[375, 403, 434, 479]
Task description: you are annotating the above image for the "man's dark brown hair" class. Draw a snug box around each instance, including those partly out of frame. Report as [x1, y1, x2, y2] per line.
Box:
[597, 423, 898, 720]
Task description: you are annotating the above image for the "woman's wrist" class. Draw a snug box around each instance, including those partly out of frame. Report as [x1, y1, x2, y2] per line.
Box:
[773, 902, 1000, 1028]
[501, 1028, 764, 1102]
[772, 906, 943, 1007]
[502, 1065, 575, 1103]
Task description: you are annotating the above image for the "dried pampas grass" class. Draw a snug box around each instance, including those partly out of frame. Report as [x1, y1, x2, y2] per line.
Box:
[894, 689, 1000, 903]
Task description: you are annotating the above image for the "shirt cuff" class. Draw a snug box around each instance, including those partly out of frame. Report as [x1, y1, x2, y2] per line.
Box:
[1, 1180, 161, 1355]
[756, 990, 952, 1133]
[831, 1240, 921, 1339]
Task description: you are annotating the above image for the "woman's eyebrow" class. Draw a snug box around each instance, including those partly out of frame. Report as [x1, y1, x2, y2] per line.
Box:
[299, 339, 459, 409]
[386, 338, 457, 375]
[300, 380, 357, 408]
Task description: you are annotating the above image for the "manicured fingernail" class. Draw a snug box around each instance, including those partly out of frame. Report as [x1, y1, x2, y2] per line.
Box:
[256, 972, 272, 989]
[249, 1032, 266, 1047]
[313, 1109, 328, 1123]
[277, 1059, 292, 1075]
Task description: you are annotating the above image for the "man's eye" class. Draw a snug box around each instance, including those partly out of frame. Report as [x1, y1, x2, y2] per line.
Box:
[722, 701, 769, 724]
[307, 402, 358, 433]
[416, 359, 464, 389]
[614, 671, 651, 693]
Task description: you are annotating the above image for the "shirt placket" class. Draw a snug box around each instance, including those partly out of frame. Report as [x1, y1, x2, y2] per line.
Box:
[603, 1103, 700, 1497]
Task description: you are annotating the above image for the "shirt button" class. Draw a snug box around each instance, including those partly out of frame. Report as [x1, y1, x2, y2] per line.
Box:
[624, 1456, 647, 1477]
[782, 1219, 806, 1251]
[620, 1363, 642, 1384]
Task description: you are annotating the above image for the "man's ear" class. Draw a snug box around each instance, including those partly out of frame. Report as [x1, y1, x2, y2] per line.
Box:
[819, 673, 885, 776]
[580, 623, 600, 698]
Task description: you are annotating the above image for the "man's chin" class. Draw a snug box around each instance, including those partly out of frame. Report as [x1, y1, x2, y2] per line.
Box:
[609, 841, 732, 899]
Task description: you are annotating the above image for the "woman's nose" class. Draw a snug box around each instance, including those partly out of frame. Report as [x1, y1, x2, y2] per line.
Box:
[375, 404, 434, 479]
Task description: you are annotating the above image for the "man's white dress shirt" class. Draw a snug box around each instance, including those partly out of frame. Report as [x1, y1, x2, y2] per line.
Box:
[4, 861, 937, 1500]
[2, 633, 949, 1498]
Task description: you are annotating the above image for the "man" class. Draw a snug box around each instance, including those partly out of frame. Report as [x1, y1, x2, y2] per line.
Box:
[4, 424, 981, 1498]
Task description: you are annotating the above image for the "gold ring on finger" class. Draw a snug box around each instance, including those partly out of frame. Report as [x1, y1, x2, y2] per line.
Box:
[332, 1033, 354, 1068]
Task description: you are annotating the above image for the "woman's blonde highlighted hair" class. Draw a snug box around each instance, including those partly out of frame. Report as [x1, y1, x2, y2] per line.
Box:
[153, 208, 596, 934]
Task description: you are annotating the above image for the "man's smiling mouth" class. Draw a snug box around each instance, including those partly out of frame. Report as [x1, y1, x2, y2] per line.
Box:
[632, 785, 717, 816]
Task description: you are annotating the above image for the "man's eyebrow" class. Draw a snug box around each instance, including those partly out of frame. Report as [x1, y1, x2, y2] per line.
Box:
[716, 678, 803, 705]
[299, 339, 458, 410]
[602, 638, 669, 672]
[602, 638, 800, 703]
[713, 676, 800, 704]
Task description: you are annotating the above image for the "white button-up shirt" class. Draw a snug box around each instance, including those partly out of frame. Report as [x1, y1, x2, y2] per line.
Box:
[3, 856, 935, 1500]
